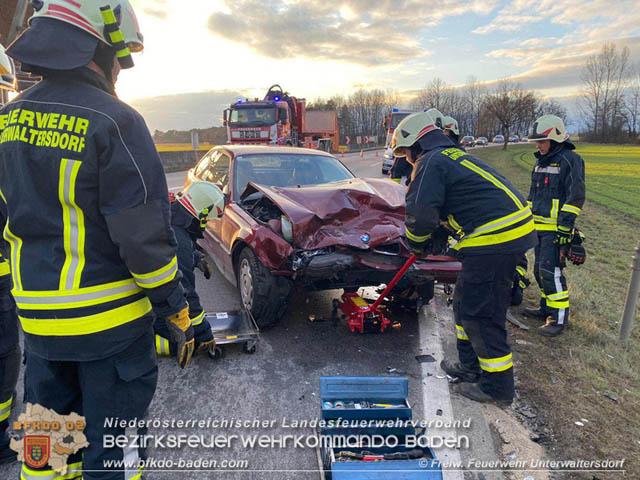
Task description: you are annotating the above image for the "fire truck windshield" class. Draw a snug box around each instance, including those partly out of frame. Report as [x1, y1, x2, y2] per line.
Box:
[230, 107, 277, 127]
[389, 112, 412, 130]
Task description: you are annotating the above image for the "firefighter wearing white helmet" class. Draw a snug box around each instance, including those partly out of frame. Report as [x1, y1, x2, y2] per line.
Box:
[443, 115, 462, 148]
[0, 44, 21, 467]
[155, 182, 226, 359]
[1, 2, 189, 479]
[393, 108, 537, 406]
[523, 115, 585, 337]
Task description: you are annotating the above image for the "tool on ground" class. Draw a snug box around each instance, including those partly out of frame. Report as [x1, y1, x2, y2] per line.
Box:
[506, 308, 530, 330]
[337, 255, 418, 333]
[205, 310, 259, 359]
[337, 449, 426, 461]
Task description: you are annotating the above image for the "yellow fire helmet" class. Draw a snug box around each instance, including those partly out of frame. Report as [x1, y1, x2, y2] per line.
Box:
[28, 0, 144, 68]
[528, 115, 569, 143]
[443, 116, 459, 136]
[391, 109, 444, 156]
[176, 181, 226, 226]
[0, 44, 17, 91]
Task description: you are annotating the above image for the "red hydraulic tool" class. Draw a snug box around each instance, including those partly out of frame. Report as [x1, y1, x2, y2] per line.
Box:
[337, 255, 417, 334]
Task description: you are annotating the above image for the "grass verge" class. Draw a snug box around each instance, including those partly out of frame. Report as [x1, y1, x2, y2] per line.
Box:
[472, 143, 640, 479]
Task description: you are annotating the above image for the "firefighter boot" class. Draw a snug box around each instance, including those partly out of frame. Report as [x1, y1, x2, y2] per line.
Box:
[440, 359, 481, 383]
[457, 383, 513, 407]
[538, 317, 565, 337]
[523, 307, 546, 318]
[0, 426, 16, 465]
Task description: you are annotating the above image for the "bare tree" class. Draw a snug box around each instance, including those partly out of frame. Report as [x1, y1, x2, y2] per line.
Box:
[580, 42, 632, 142]
[483, 80, 537, 149]
[624, 64, 640, 139]
[536, 99, 568, 124]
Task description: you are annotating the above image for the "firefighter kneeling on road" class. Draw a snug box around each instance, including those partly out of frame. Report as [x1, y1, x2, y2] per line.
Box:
[1, 2, 195, 479]
[524, 115, 585, 336]
[392, 110, 537, 405]
[155, 182, 225, 357]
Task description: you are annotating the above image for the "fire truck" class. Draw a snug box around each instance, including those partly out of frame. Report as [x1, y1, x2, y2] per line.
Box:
[223, 85, 339, 152]
[381, 108, 419, 174]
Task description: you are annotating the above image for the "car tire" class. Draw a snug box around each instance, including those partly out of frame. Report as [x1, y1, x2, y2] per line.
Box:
[236, 247, 291, 328]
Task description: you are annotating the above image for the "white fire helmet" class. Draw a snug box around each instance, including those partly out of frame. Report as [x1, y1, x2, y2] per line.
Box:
[391, 109, 444, 156]
[528, 115, 569, 143]
[0, 44, 17, 91]
[176, 182, 226, 226]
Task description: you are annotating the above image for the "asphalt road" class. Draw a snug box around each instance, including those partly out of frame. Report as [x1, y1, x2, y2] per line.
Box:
[2, 149, 503, 479]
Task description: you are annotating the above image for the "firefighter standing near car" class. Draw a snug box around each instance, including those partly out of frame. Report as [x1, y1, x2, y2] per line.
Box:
[155, 182, 225, 357]
[523, 115, 585, 336]
[0, 2, 195, 479]
[442, 116, 463, 148]
[0, 44, 20, 466]
[392, 110, 537, 405]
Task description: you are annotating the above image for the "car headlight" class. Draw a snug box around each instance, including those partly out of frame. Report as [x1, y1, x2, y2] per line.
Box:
[281, 215, 293, 242]
[383, 153, 392, 159]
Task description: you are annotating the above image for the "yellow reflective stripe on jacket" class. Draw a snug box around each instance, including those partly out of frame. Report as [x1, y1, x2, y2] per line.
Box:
[3, 224, 22, 290]
[516, 266, 526, 276]
[21, 461, 82, 480]
[405, 227, 431, 243]
[464, 206, 531, 240]
[447, 214, 462, 233]
[132, 256, 178, 289]
[460, 159, 523, 209]
[0, 259, 9, 277]
[20, 297, 152, 336]
[453, 215, 534, 250]
[155, 335, 171, 356]
[13, 278, 143, 310]
[561, 204, 581, 216]
[390, 178, 401, 184]
[0, 395, 12, 422]
[478, 353, 513, 372]
[550, 198, 559, 220]
[456, 325, 469, 341]
[58, 159, 85, 290]
[191, 310, 205, 326]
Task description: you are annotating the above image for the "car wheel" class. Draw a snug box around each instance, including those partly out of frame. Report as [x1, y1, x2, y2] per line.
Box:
[236, 247, 291, 328]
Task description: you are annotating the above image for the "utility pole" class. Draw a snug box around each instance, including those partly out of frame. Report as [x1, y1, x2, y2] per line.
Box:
[620, 240, 640, 341]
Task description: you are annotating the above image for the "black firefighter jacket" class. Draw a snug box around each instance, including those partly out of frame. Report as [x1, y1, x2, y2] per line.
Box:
[405, 130, 537, 256]
[0, 68, 185, 361]
[528, 141, 585, 234]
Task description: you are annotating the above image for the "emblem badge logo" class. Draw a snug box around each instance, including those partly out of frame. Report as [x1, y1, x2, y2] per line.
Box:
[24, 435, 50, 469]
[360, 234, 370, 243]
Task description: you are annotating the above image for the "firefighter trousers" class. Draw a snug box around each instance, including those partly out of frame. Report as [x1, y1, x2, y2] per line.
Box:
[22, 328, 157, 480]
[0, 344, 20, 449]
[533, 232, 569, 325]
[453, 253, 519, 401]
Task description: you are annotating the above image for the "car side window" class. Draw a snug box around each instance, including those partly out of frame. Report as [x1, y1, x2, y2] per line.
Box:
[203, 152, 231, 191]
[194, 152, 214, 179]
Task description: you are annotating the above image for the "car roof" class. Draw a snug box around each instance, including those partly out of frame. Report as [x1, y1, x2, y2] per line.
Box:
[208, 144, 335, 157]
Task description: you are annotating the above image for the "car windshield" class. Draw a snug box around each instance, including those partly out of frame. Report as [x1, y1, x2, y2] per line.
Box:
[390, 112, 412, 129]
[230, 107, 276, 127]
[234, 153, 354, 199]
[463, 136, 473, 141]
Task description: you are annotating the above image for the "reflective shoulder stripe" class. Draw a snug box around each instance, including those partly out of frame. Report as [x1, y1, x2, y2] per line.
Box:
[534, 166, 560, 174]
[0, 395, 12, 422]
[478, 353, 513, 372]
[132, 256, 178, 289]
[460, 159, 523, 209]
[405, 227, 431, 243]
[454, 218, 534, 250]
[20, 297, 152, 336]
[58, 159, 85, 290]
[455, 324, 469, 340]
[560, 204, 581, 216]
[13, 278, 142, 310]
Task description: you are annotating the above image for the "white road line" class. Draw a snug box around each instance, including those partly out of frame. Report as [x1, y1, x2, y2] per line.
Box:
[419, 302, 464, 480]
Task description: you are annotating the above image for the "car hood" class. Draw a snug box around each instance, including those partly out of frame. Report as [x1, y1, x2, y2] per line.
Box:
[241, 178, 407, 249]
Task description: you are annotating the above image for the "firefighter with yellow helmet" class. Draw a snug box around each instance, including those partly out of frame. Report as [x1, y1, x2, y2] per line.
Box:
[0, 44, 20, 466]
[392, 109, 537, 405]
[524, 115, 585, 336]
[155, 182, 225, 357]
[1, 1, 192, 478]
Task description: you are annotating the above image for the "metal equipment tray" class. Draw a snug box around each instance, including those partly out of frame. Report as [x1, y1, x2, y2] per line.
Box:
[205, 310, 260, 359]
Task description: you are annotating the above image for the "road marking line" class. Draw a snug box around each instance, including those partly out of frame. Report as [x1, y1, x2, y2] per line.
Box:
[419, 301, 464, 480]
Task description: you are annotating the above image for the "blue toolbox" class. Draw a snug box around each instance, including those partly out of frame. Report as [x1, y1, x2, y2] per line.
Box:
[317, 377, 443, 480]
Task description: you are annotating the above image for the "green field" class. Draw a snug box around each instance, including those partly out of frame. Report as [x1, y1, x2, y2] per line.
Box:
[512, 143, 640, 218]
[472, 143, 640, 479]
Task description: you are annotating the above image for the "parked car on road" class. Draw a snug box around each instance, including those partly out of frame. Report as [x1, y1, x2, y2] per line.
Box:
[382, 147, 394, 174]
[508, 135, 520, 143]
[492, 135, 505, 143]
[476, 137, 488, 146]
[186, 145, 461, 327]
[460, 136, 475, 148]
[521, 135, 528, 142]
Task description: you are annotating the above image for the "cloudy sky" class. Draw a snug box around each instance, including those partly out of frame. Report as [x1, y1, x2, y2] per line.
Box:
[120, 0, 640, 131]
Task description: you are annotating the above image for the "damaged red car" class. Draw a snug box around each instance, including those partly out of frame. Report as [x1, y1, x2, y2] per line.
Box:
[186, 145, 460, 327]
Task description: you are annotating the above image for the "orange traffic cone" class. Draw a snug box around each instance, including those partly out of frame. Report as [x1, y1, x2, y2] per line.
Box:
[360, 149, 364, 158]
[375, 149, 379, 157]
[341, 151, 344, 158]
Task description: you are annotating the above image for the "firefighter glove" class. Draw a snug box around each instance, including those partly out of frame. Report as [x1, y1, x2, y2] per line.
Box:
[194, 251, 211, 279]
[568, 244, 586, 265]
[556, 225, 572, 246]
[165, 306, 195, 368]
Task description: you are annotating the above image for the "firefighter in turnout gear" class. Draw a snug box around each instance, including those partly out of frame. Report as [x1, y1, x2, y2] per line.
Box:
[524, 115, 585, 336]
[155, 182, 225, 357]
[1, 2, 194, 478]
[442, 115, 462, 148]
[392, 111, 537, 405]
[0, 46, 20, 466]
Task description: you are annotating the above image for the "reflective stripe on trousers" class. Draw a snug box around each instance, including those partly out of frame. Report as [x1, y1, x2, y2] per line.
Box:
[21, 461, 82, 480]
